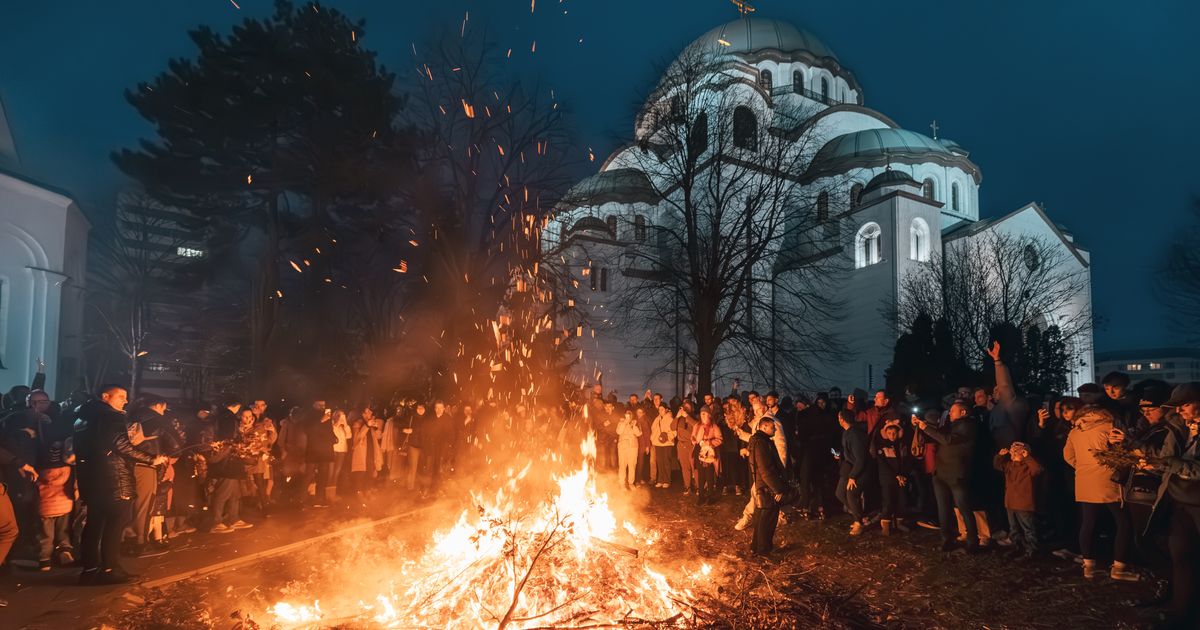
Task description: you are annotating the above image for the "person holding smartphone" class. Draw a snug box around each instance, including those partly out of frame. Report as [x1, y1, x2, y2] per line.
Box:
[835, 409, 869, 536]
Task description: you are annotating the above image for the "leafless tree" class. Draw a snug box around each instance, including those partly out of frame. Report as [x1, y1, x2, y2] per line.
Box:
[87, 192, 207, 398]
[400, 28, 581, 399]
[592, 45, 847, 394]
[1159, 196, 1200, 340]
[894, 230, 1092, 369]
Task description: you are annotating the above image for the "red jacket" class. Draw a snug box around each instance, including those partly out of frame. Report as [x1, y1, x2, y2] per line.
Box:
[994, 453, 1042, 512]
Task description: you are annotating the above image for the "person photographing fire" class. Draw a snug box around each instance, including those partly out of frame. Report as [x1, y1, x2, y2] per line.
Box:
[748, 416, 789, 557]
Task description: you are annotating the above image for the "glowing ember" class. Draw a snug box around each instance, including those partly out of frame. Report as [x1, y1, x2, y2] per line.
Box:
[270, 433, 696, 628]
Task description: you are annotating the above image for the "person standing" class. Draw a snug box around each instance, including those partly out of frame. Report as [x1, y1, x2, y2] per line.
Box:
[1148, 382, 1200, 629]
[994, 442, 1042, 558]
[1064, 404, 1138, 581]
[276, 406, 308, 507]
[304, 401, 335, 507]
[673, 404, 698, 495]
[650, 406, 676, 489]
[914, 400, 979, 553]
[330, 409, 353, 500]
[616, 410, 642, 490]
[0, 443, 37, 573]
[748, 417, 789, 557]
[126, 395, 171, 555]
[835, 409, 869, 536]
[634, 407, 653, 486]
[796, 393, 837, 520]
[693, 409, 723, 504]
[74, 385, 166, 584]
[873, 419, 912, 535]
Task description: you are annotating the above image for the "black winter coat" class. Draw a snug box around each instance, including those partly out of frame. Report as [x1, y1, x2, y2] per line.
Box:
[839, 423, 869, 481]
[749, 430, 788, 500]
[922, 418, 977, 483]
[73, 400, 156, 502]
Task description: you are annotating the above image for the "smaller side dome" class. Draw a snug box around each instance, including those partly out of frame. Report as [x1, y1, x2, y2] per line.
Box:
[862, 169, 917, 194]
[569, 216, 615, 236]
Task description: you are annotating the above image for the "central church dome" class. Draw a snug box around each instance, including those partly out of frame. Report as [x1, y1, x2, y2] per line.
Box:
[683, 17, 838, 61]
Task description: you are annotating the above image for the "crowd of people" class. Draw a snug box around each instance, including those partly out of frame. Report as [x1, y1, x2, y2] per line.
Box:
[578, 342, 1199, 629]
[1, 343, 1198, 627]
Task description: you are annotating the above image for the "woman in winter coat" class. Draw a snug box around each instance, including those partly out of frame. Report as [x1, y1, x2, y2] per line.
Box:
[1064, 404, 1138, 581]
[693, 408, 724, 505]
[330, 410, 353, 499]
[349, 412, 382, 498]
[616, 410, 642, 490]
[650, 406, 677, 489]
[673, 406, 698, 495]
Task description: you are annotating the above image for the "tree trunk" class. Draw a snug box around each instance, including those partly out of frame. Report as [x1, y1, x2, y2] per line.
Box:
[696, 339, 716, 398]
[251, 195, 281, 394]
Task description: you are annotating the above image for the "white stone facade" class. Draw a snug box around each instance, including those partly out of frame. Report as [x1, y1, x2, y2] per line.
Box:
[546, 17, 1093, 396]
[0, 103, 90, 398]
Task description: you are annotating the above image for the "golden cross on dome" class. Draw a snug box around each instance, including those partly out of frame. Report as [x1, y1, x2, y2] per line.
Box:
[730, 0, 757, 16]
[929, 119, 940, 140]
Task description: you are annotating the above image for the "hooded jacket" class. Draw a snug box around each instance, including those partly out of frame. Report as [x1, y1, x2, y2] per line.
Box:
[1063, 406, 1121, 504]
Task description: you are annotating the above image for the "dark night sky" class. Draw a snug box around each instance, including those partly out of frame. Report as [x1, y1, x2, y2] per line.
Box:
[1, 0, 1196, 353]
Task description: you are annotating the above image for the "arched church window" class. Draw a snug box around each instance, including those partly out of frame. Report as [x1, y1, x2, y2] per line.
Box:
[951, 183, 961, 212]
[792, 70, 804, 94]
[922, 178, 936, 201]
[634, 215, 647, 242]
[687, 112, 708, 156]
[820, 77, 830, 103]
[855, 222, 882, 269]
[910, 218, 931, 262]
[849, 183, 863, 209]
[758, 69, 772, 92]
[605, 214, 617, 235]
[816, 190, 829, 222]
[732, 106, 757, 151]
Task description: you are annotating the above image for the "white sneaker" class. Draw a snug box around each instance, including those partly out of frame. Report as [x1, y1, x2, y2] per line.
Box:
[230, 520, 254, 530]
[211, 524, 233, 534]
[734, 515, 751, 531]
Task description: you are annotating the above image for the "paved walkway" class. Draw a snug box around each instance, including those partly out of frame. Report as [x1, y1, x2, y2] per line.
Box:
[0, 496, 418, 629]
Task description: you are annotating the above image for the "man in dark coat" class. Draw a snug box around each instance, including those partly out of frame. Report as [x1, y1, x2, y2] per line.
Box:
[795, 393, 838, 518]
[211, 396, 242, 441]
[915, 399, 979, 553]
[303, 400, 335, 507]
[748, 417, 789, 557]
[73, 385, 165, 584]
[835, 409, 869, 535]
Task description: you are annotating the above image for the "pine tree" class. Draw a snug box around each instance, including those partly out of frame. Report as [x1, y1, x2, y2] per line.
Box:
[113, 0, 409, 393]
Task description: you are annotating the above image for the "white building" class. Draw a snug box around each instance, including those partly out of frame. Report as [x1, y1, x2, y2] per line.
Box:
[0, 96, 90, 398]
[1094, 348, 1200, 385]
[546, 17, 1093, 396]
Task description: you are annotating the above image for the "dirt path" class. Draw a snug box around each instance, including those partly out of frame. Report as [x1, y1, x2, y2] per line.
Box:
[96, 486, 1169, 629]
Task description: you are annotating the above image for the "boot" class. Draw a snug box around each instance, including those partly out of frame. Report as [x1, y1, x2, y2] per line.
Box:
[880, 519, 892, 536]
[1082, 558, 1097, 579]
[894, 519, 911, 533]
[1110, 561, 1141, 582]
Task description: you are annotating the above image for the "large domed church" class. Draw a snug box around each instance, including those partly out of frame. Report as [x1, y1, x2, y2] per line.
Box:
[545, 16, 1092, 395]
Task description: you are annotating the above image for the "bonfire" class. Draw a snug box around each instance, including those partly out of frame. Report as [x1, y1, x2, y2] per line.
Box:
[269, 432, 707, 629]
